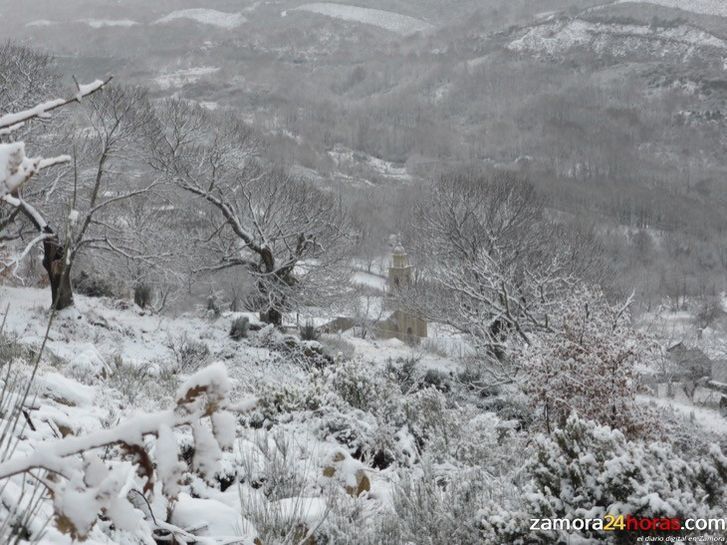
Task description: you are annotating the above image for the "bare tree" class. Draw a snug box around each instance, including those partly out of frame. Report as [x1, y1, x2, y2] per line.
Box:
[408, 169, 600, 380]
[2, 84, 166, 310]
[150, 100, 351, 324]
[1, 68, 112, 308]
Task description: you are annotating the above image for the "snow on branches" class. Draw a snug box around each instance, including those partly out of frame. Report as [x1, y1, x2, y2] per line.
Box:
[519, 286, 657, 437]
[0, 362, 253, 542]
[0, 76, 111, 199]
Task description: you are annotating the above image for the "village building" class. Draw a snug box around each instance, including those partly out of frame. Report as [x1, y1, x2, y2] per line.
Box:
[374, 243, 428, 343]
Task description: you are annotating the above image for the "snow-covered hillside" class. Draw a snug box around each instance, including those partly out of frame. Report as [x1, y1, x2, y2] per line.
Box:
[617, 0, 727, 18]
[292, 3, 433, 35]
[508, 18, 727, 58]
[0, 286, 472, 544]
[154, 9, 247, 29]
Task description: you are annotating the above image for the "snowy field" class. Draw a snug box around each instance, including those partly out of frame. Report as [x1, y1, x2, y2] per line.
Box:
[292, 3, 433, 35]
[617, 0, 727, 18]
[154, 9, 247, 29]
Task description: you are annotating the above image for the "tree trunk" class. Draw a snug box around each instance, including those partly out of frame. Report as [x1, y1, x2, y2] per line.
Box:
[42, 235, 73, 310]
[257, 247, 285, 326]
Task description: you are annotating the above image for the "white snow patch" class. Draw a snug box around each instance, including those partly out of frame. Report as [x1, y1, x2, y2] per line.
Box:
[25, 20, 56, 27]
[351, 271, 387, 291]
[36, 373, 96, 407]
[80, 19, 139, 28]
[294, 3, 433, 35]
[154, 9, 247, 29]
[155, 67, 220, 90]
[269, 497, 328, 526]
[172, 494, 256, 537]
[328, 144, 411, 181]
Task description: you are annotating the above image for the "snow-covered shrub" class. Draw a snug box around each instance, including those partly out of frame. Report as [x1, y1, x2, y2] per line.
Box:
[455, 411, 518, 468]
[524, 414, 727, 543]
[243, 494, 329, 545]
[106, 354, 179, 409]
[107, 354, 155, 404]
[255, 324, 284, 347]
[325, 358, 403, 416]
[318, 334, 355, 361]
[385, 356, 418, 393]
[0, 349, 50, 543]
[314, 407, 379, 457]
[0, 362, 245, 543]
[520, 288, 654, 437]
[299, 320, 320, 341]
[74, 270, 116, 298]
[0, 332, 34, 364]
[326, 359, 380, 412]
[239, 432, 310, 501]
[402, 387, 452, 457]
[133, 282, 152, 309]
[205, 291, 222, 319]
[167, 332, 211, 373]
[255, 378, 329, 424]
[386, 465, 493, 545]
[230, 316, 250, 340]
[252, 325, 332, 369]
[420, 368, 452, 392]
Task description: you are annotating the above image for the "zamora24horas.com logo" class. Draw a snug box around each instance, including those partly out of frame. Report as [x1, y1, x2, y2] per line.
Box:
[530, 514, 727, 537]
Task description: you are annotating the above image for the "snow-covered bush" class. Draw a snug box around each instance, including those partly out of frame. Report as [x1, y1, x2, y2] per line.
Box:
[167, 332, 211, 373]
[520, 287, 655, 437]
[230, 315, 250, 340]
[524, 414, 727, 543]
[402, 387, 452, 456]
[0, 336, 50, 543]
[387, 465, 493, 545]
[106, 354, 179, 408]
[74, 270, 116, 298]
[384, 356, 418, 393]
[299, 320, 320, 341]
[0, 362, 247, 543]
[107, 354, 156, 404]
[255, 376, 330, 424]
[239, 433, 310, 501]
[252, 325, 333, 370]
[133, 282, 152, 309]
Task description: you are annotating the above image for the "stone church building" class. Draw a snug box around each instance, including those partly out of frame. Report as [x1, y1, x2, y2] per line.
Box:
[374, 243, 428, 343]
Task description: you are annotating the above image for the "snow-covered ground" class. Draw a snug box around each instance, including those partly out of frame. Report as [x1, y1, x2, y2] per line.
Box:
[617, 0, 727, 18]
[351, 271, 387, 292]
[155, 67, 220, 90]
[154, 9, 247, 29]
[328, 144, 411, 182]
[0, 284, 471, 543]
[292, 3, 433, 35]
[639, 395, 727, 435]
